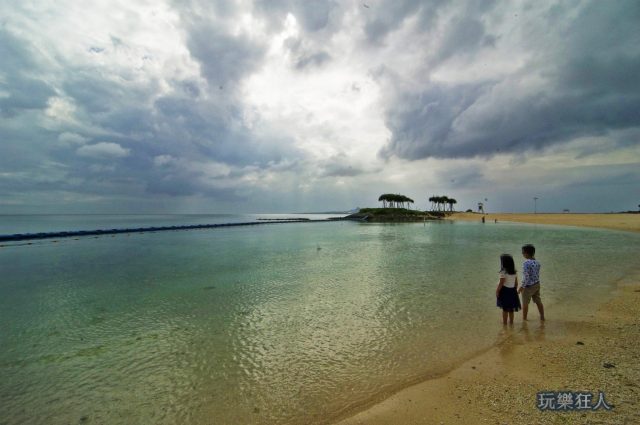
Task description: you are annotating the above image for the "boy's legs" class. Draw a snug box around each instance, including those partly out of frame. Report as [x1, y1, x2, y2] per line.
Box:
[531, 286, 545, 320]
[521, 287, 532, 320]
[535, 301, 545, 320]
[522, 284, 544, 321]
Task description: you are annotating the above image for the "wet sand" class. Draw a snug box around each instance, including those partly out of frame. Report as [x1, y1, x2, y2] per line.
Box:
[336, 271, 640, 425]
[447, 212, 640, 233]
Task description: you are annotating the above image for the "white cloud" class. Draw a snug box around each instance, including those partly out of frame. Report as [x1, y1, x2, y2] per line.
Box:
[44, 96, 78, 125]
[153, 154, 174, 167]
[242, 12, 390, 165]
[76, 142, 130, 159]
[58, 132, 88, 145]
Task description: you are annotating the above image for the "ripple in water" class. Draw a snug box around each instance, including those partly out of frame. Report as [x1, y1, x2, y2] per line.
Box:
[0, 220, 638, 424]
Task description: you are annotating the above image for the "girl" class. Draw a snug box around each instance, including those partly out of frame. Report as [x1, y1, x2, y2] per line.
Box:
[496, 254, 521, 324]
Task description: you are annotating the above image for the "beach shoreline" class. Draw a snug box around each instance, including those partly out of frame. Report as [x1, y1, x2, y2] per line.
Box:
[334, 214, 640, 424]
[446, 212, 640, 233]
[335, 262, 640, 424]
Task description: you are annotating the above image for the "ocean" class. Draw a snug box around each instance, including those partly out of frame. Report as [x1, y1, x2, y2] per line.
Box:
[1, 215, 638, 424]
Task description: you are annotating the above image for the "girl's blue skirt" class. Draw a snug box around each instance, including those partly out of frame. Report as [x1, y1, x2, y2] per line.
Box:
[497, 286, 521, 312]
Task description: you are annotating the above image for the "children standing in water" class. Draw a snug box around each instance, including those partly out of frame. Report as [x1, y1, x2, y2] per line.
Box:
[496, 254, 521, 325]
[518, 244, 545, 321]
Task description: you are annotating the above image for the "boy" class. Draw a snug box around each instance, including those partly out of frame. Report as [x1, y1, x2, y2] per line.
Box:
[518, 244, 545, 321]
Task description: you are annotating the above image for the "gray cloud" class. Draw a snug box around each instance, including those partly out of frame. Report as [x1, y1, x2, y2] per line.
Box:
[284, 36, 332, 70]
[0, 6, 304, 208]
[0, 113, 59, 173]
[525, 163, 640, 213]
[362, 0, 447, 44]
[1, 0, 638, 214]
[186, 24, 266, 88]
[431, 16, 495, 64]
[0, 75, 55, 117]
[318, 154, 370, 178]
[379, 1, 640, 160]
[379, 82, 490, 159]
[0, 29, 56, 117]
[362, 0, 422, 44]
[295, 50, 331, 69]
[76, 142, 131, 159]
[62, 73, 137, 114]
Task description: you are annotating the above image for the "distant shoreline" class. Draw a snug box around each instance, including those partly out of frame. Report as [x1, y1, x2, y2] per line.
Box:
[447, 212, 640, 233]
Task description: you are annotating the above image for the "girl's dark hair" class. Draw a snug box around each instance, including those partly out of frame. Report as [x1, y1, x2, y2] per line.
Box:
[500, 254, 516, 275]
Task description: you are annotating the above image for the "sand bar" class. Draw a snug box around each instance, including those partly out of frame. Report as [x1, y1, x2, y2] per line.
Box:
[447, 212, 640, 233]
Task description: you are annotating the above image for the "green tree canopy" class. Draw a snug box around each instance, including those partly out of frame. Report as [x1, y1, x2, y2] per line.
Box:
[378, 193, 414, 209]
[429, 195, 457, 211]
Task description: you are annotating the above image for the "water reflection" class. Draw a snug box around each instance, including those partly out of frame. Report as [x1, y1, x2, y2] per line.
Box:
[520, 320, 546, 343]
[1, 220, 638, 424]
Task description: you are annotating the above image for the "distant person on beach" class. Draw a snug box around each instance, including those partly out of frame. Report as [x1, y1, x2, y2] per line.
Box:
[518, 244, 545, 321]
[495, 254, 521, 325]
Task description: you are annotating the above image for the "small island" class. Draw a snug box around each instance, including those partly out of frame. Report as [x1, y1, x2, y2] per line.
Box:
[345, 193, 454, 222]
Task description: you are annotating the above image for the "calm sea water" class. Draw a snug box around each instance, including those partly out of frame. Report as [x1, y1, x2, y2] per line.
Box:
[1, 215, 638, 424]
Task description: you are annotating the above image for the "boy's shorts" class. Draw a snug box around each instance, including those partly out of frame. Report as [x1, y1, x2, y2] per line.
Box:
[521, 283, 542, 305]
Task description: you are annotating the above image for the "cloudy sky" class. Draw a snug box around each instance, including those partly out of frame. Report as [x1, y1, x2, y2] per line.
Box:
[1, 0, 639, 214]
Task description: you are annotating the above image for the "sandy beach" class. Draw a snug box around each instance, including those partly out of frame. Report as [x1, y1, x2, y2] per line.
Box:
[336, 214, 640, 425]
[337, 275, 640, 425]
[447, 212, 640, 233]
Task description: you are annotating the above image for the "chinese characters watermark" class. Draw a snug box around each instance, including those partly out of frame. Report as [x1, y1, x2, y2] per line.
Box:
[537, 391, 613, 411]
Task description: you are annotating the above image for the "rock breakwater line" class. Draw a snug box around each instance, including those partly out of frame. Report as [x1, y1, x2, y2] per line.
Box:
[0, 219, 347, 243]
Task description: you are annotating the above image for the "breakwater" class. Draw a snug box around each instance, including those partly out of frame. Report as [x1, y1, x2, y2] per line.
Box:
[0, 218, 352, 243]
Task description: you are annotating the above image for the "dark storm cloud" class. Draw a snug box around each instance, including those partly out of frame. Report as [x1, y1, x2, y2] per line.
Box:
[171, 0, 271, 89]
[362, 0, 420, 43]
[379, 1, 640, 160]
[379, 82, 490, 159]
[0, 23, 61, 174]
[0, 7, 302, 206]
[0, 28, 56, 117]
[0, 76, 55, 117]
[3, 0, 638, 214]
[150, 93, 298, 165]
[431, 16, 495, 64]
[62, 72, 148, 114]
[186, 24, 266, 88]
[52, 84, 299, 199]
[362, 0, 447, 44]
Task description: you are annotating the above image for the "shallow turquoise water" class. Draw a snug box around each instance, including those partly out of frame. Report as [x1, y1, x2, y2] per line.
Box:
[1, 217, 638, 424]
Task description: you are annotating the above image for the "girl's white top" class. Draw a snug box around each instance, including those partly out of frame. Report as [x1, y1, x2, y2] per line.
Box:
[499, 271, 517, 288]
